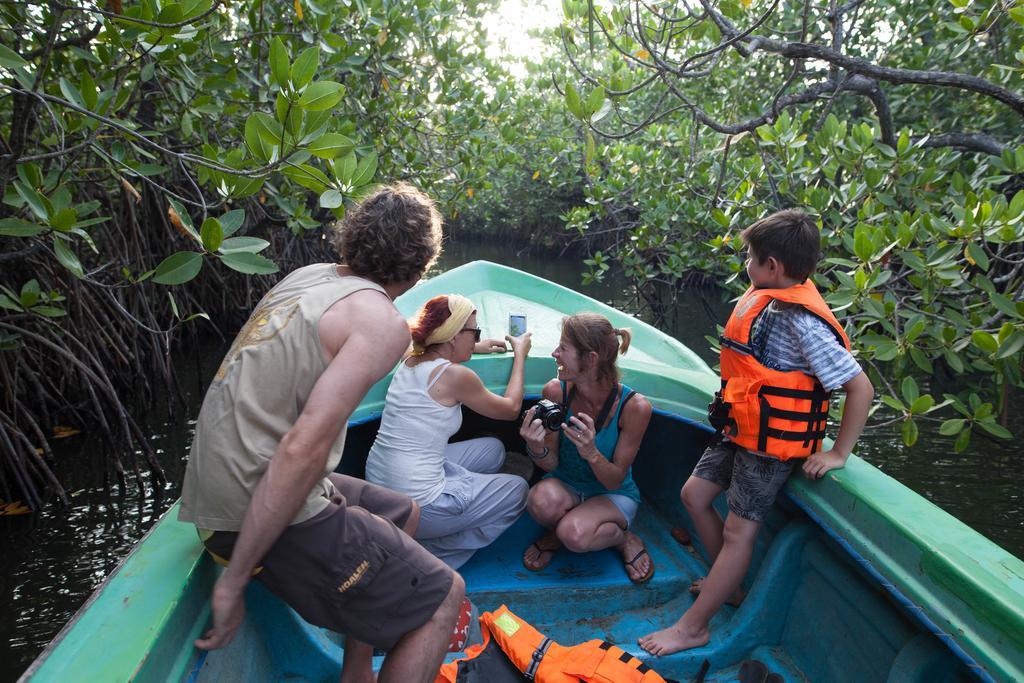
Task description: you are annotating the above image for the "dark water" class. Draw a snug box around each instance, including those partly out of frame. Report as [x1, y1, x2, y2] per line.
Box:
[1, 240, 1021, 681]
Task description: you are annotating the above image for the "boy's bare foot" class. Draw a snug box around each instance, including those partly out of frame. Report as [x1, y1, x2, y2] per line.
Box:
[522, 531, 561, 571]
[618, 531, 654, 584]
[638, 620, 710, 656]
[688, 577, 745, 607]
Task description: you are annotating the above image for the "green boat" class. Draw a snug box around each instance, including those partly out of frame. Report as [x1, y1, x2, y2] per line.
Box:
[19, 261, 1024, 682]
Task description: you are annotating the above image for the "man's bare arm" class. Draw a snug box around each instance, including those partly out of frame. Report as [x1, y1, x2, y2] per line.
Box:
[196, 292, 410, 650]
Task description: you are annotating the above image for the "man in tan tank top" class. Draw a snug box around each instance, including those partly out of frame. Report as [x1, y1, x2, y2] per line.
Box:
[179, 183, 465, 683]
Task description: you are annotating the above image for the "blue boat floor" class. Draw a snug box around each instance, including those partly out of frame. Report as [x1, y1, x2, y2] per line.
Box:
[192, 503, 811, 682]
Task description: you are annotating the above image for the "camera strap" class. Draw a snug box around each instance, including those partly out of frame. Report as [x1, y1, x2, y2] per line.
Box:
[563, 382, 621, 432]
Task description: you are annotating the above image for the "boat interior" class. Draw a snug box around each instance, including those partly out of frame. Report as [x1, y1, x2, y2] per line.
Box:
[190, 404, 975, 682]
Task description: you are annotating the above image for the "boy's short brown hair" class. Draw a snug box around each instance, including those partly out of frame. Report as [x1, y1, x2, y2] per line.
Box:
[331, 183, 443, 284]
[740, 209, 820, 282]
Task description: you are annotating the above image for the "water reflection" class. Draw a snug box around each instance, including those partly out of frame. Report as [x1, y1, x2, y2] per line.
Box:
[1, 241, 1020, 681]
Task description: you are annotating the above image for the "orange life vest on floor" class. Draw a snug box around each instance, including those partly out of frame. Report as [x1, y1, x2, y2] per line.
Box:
[716, 280, 850, 460]
[436, 605, 675, 683]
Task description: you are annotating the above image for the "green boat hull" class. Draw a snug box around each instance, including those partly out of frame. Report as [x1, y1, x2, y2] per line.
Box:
[20, 261, 1024, 682]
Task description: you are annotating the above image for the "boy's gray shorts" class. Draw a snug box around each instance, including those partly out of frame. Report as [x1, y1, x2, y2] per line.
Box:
[691, 441, 795, 523]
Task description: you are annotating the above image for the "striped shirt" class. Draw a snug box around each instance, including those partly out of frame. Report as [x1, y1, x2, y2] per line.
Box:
[749, 302, 861, 392]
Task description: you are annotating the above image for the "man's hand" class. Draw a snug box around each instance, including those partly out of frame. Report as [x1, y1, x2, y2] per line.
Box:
[803, 449, 848, 479]
[195, 576, 247, 650]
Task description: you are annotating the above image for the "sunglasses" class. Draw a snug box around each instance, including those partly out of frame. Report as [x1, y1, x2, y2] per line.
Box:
[461, 327, 482, 342]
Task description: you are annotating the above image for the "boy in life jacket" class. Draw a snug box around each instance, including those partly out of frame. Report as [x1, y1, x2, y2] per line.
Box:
[638, 209, 874, 655]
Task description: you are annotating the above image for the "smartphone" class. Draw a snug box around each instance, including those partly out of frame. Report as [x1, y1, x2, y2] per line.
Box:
[509, 312, 527, 337]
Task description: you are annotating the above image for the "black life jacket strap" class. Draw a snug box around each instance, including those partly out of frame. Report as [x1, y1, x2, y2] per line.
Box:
[524, 637, 554, 680]
[719, 334, 754, 356]
[759, 384, 830, 401]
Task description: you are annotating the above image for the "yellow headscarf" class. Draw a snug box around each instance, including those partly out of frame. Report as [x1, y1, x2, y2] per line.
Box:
[409, 294, 475, 355]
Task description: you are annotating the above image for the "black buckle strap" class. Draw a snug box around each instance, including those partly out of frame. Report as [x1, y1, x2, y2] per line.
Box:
[766, 407, 829, 422]
[765, 426, 827, 442]
[719, 334, 754, 355]
[759, 385, 830, 400]
[525, 637, 553, 680]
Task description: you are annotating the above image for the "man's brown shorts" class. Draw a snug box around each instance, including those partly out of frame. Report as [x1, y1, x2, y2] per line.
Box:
[202, 474, 454, 650]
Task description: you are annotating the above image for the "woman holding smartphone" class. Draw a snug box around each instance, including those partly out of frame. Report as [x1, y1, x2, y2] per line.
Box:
[365, 294, 531, 569]
[519, 312, 655, 583]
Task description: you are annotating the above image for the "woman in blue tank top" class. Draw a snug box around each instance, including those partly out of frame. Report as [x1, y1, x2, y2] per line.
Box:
[519, 313, 654, 583]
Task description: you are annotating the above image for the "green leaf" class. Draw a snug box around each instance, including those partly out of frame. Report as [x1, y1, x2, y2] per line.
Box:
[153, 251, 203, 285]
[291, 46, 320, 90]
[282, 163, 330, 192]
[967, 242, 989, 271]
[200, 217, 223, 252]
[872, 339, 899, 361]
[269, 36, 290, 87]
[59, 77, 85, 109]
[901, 418, 918, 447]
[971, 330, 998, 354]
[0, 44, 30, 70]
[13, 180, 49, 220]
[330, 152, 355, 184]
[351, 152, 378, 187]
[52, 237, 83, 278]
[954, 426, 972, 453]
[168, 199, 200, 242]
[307, 133, 355, 159]
[49, 207, 77, 232]
[244, 113, 278, 162]
[900, 376, 919, 405]
[80, 71, 98, 110]
[0, 218, 46, 237]
[319, 188, 344, 208]
[565, 82, 582, 119]
[590, 98, 612, 125]
[220, 209, 245, 237]
[880, 394, 905, 412]
[297, 80, 343, 111]
[584, 85, 605, 118]
[220, 251, 279, 275]
[249, 112, 283, 146]
[0, 294, 21, 312]
[976, 420, 1012, 440]
[909, 395, 934, 415]
[19, 280, 39, 308]
[995, 331, 1024, 360]
[219, 236, 270, 254]
[939, 418, 966, 436]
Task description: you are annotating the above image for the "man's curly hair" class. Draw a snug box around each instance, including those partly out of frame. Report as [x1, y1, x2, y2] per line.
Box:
[331, 183, 443, 284]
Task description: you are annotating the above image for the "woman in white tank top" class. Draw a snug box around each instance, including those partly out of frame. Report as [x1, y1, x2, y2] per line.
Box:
[365, 294, 531, 569]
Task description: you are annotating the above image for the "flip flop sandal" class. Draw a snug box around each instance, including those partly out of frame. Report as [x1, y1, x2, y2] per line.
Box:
[624, 548, 655, 584]
[738, 659, 769, 683]
[522, 538, 561, 572]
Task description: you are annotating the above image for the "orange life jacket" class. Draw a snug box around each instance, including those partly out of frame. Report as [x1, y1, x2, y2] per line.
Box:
[436, 605, 674, 683]
[717, 280, 851, 460]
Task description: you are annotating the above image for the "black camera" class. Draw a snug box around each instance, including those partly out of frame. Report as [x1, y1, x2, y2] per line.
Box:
[533, 399, 566, 431]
